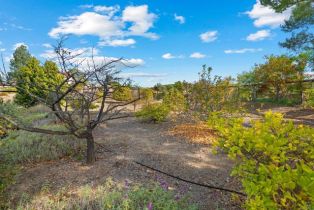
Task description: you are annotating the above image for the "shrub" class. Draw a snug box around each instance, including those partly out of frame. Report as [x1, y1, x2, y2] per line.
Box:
[0, 103, 22, 138]
[16, 179, 197, 210]
[0, 125, 85, 164]
[136, 104, 170, 123]
[209, 111, 314, 209]
[187, 65, 241, 115]
[112, 86, 133, 101]
[163, 88, 186, 112]
[0, 103, 50, 138]
[141, 88, 154, 105]
[303, 88, 314, 108]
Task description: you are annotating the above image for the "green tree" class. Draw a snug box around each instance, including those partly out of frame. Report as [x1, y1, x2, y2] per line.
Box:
[15, 58, 62, 107]
[237, 71, 258, 101]
[163, 88, 186, 112]
[187, 65, 239, 114]
[253, 55, 306, 101]
[261, 0, 314, 68]
[112, 86, 132, 101]
[9, 45, 32, 80]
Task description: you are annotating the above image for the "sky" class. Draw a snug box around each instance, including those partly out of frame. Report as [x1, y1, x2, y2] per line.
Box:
[0, 0, 292, 86]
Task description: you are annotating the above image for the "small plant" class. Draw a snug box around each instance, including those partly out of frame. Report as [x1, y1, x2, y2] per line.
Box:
[141, 88, 154, 105]
[16, 179, 198, 210]
[0, 125, 85, 164]
[303, 88, 314, 108]
[112, 86, 133, 101]
[136, 104, 170, 123]
[209, 111, 314, 209]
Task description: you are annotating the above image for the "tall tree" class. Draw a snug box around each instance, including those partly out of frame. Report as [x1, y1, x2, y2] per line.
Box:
[261, 0, 314, 68]
[1, 40, 139, 164]
[253, 55, 306, 101]
[9, 45, 32, 79]
[14, 58, 62, 107]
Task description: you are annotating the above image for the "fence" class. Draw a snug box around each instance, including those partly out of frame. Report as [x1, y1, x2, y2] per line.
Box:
[237, 79, 314, 105]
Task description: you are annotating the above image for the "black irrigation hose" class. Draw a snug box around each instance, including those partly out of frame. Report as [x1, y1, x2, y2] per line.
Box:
[95, 142, 246, 197]
[134, 161, 246, 197]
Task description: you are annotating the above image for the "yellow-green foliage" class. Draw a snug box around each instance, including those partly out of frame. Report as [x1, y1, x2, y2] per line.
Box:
[113, 86, 132, 101]
[0, 118, 15, 138]
[141, 88, 154, 104]
[136, 104, 170, 123]
[16, 179, 197, 210]
[303, 88, 314, 108]
[163, 88, 186, 112]
[209, 111, 314, 209]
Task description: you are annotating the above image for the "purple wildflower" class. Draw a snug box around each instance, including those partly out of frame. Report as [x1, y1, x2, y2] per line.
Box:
[147, 202, 153, 210]
[156, 175, 169, 191]
[124, 179, 129, 189]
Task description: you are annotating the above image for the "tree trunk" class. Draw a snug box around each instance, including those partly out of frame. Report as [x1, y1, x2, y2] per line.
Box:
[275, 85, 280, 101]
[86, 132, 95, 164]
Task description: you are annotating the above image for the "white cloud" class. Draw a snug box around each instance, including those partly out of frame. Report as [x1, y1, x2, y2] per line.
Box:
[94, 5, 120, 17]
[4, 56, 12, 63]
[98, 38, 136, 47]
[122, 5, 158, 39]
[79, 5, 93, 9]
[224, 48, 263, 54]
[162, 53, 174, 59]
[0, 48, 5, 52]
[12, 42, 28, 50]
[10, 23, 31, 31]
[246, 29, 271, 41]
[200, 31, 218, 43]
[162, 53, 184, 59]
[40, 47, 99, 60]
[122, 58, 145, 66]
[190, 52, 206, 59]
[40, 46, 144, 69]
[49, 5, 158, 45]
[74, 56, 144, 69]
[120, 72, 167, 78]
[42, 43, 53, 48]
[40, 49, 55, 59]
[49, 12, 122, 39]
[245, 1, 292, 28]
[174, 14, 185, 24]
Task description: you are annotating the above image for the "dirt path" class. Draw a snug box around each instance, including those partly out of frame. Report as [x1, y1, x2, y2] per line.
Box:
[246, 103, 314, 126]
[9, 117, 241, 209]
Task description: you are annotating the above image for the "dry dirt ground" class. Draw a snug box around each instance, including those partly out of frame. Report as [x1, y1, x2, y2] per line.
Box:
[7, 106, 313, 209]
[8, 117, 242, 210]
[246, 104, 314, 126]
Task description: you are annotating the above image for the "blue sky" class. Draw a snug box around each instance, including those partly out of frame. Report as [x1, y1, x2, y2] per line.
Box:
[0, 0, 292, 86]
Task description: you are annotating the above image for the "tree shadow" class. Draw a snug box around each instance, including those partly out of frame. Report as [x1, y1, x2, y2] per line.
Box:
[8, 117, 243, 209]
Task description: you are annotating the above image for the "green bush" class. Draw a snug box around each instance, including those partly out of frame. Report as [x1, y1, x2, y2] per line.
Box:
[303, 88, 314, 108]
[0, 125, 85, 164]
[141, 88, 154, 105]
[0, 103, 50, 138]
[163, 88, 186, 112]
[209, 111, 314, 209]
[113, 86, 133, 101]
[0, 161, 19, 208]
[136, 104, 170, 123]
[16, 179, 197, 210]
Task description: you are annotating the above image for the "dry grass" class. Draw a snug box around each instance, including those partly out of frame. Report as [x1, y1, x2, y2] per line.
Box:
[168, 123, 217, 145]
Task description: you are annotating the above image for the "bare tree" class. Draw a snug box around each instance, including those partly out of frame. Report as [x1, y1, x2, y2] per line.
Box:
[0, 39, 140, 164]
